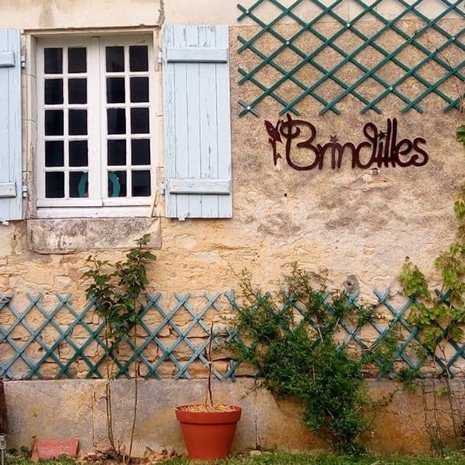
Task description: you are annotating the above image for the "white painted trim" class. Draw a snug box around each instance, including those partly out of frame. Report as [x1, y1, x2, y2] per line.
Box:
[35, 33, 156, 217]
[35, 205, 151, 219]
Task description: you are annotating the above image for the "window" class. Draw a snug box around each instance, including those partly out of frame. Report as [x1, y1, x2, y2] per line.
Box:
[36, 36, 155, 218]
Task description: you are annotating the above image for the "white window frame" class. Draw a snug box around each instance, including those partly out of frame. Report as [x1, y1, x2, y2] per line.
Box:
[35, 33, 158, 219]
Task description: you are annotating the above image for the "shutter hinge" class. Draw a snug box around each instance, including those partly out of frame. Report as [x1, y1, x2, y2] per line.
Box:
[158, 51, 163, 64]
[21, 55, 26, 68]
[159, 182, 165, 195]
[22, 184, 28, 198]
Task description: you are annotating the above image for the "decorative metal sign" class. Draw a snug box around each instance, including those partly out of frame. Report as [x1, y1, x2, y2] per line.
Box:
[264, 114, 429, 171]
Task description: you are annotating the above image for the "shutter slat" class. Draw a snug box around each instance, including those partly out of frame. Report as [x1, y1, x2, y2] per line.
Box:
[168, 179, 231, 194]
[0, 51, 15, 67]
[0, 29, 22, 221]
[163, 25, 232, 219]
[166, 48, 228, 63]
[0, 182, 17, 198]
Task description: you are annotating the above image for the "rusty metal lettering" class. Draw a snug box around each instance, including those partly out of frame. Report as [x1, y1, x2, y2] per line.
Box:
[264, 114, 429, 170]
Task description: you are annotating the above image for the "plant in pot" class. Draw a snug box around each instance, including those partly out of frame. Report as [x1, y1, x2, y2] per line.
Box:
[175, 324, 242, 460]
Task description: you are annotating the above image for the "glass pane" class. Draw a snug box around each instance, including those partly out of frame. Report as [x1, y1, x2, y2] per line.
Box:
[108, 140, 126, 165]
[69, 110, 87, 136]
[129, 46, 148, 72]
[69, 140, 88, 166]
[130, 77, 148, 103]
[70, 171, 86, 197]
[107, 108, 126, 134]
[45, 172, 64, 198]
[69, 79, 87, 104]
[108, 171, 126, 197]
[45, 110, 64, 136]
[131, 139, 150, 165]
[44, 79, 63, 104]
[131, 108, 149, 134]
[132, 171, 150, 196]
[45, 141, 64, 167]
[68, 48, 87, 73]
[107, 77, 125, 103]
[76, 172, 89, 197]
[106, 46, 124, 72]
[44, 48, 62, 74]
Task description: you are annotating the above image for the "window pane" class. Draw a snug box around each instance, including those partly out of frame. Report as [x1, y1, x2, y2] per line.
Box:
[107, 77, 126, 103]
[70, 171, 86, 197]
[45, 110, 64, 135]
[108, 140, 126, 165]
[129, 46, 148, 72]
[44, 48, 62, 74]
[106, 46, 124, 72]
[45, 141, 64, 167]
[130, 77, 148, 103]
[69, 110, 88, 135]
[109, 171, 126, 197]
[132, 171, 150, 196]
[107, 108, 126, 134]
[68, 48, 87, 73]
[45, 172, 65, 198]
[131, 108, 149, 134]
[69, 140, 88, 166]
[131, 139, 150, 165]
[44, 79, 63, 104]
[69, 79, 87, 104]
[76, 172, 89, 197]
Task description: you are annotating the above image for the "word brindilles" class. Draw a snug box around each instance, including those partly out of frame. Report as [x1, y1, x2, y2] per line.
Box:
[265, 114, 428, 171]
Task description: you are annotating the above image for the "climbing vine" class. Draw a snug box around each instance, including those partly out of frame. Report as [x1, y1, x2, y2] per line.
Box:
[230, 265, 378, 454]
[399, 127, 465, 366]
[396, 126, 465, 452]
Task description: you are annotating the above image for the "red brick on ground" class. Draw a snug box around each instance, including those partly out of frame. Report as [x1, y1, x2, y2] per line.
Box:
[31, 438, 79, 462]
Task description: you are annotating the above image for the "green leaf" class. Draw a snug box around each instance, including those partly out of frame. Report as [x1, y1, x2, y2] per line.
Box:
[456, 124, 465, 148]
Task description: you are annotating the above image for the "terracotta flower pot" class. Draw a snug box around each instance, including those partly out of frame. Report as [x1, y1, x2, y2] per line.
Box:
[175, 405, 242, 460]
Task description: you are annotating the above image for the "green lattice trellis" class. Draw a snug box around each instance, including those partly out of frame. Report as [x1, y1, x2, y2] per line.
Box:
[2, 290, 465, 380]
[237, 0, 465, 116]
[0, 292, 230, 380]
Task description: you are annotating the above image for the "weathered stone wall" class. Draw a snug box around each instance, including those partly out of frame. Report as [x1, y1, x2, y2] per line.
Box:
[0, 0, 460, 300]
[0, 0, 464, 454]
[4, 378, 465, 456]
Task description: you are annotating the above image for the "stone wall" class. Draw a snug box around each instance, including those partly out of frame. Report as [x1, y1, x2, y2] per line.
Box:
[0, 2, 460, 301]
[0, 0, 464, 455]
[4, 378, 464, 456]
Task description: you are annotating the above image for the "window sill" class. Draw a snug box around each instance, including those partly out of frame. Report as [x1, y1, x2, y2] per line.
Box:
[35, 205, 154, 218]
[27, 217, 161, 254]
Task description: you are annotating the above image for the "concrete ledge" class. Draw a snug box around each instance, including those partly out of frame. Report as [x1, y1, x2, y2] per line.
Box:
[3, 379, 454, 456]
[27, 218, 161, 254]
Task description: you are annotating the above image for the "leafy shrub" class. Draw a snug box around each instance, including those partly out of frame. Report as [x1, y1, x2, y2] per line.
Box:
[230, 265, 373, 454]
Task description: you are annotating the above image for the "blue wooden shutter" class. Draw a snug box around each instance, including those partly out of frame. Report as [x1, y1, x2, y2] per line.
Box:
[163, 25, 232, 219]
[0, 29, 22, 222]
